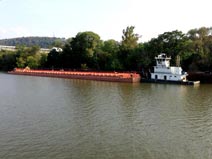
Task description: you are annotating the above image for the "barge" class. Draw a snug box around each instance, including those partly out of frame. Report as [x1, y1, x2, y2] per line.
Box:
[141, 53, 200, 85]
[8, 68, 141, 83]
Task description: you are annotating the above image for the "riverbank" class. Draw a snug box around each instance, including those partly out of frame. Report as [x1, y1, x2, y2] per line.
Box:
[8, 68, 141, 83]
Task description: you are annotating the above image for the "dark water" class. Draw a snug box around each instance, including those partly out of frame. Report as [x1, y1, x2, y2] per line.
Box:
[0, 73, 212, 159]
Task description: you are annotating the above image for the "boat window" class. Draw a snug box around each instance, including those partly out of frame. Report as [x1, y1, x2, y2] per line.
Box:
[164, 75, 167, 80]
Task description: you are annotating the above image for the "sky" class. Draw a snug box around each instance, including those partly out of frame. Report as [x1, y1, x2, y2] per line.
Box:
[0, 0, 212, 42]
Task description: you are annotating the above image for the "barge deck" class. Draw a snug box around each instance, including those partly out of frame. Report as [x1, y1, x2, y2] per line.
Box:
[8, 68, 141, 83]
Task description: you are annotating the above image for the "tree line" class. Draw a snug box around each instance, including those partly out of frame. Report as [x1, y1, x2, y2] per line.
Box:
[0, 37, 65, 48]
[0, 26, 212, 72]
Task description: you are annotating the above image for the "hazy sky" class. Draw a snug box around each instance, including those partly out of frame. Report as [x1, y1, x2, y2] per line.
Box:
[0, 0, 212, 42]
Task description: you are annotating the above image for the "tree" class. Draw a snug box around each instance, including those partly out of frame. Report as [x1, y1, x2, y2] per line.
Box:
[26, 56, 39, 68]
[186, 27, 212, 71]
[0, 37, 65, 48]
[70, 31, 101, 68]
[119, 26, 140, 69]
[47, 48, 62, 68]
[27, 45, 40, 55]
[145, 30, 189, 66]
[121, 26, 139, 51]
[39, 53, 48, 68]
[60, 38, 74, 68]
[16, 57, 26, 68]
[102, 39, 120, 55]
[96, 39, 120, 70]
[0, 51, 16, 70]
[157, 30, 188, 58]
[15, 45, 44, 69]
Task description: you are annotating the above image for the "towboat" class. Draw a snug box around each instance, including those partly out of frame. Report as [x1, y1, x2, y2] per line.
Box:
[141, 53, 200, 85]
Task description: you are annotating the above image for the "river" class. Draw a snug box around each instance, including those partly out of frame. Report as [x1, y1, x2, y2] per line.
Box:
[0, 73, 212, 159]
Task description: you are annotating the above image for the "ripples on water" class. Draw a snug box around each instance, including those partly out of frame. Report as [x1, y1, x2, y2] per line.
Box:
[0, 73, 212, 159]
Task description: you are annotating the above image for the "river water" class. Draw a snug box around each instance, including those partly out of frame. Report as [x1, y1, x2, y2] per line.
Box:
[0, 73, 212, 159]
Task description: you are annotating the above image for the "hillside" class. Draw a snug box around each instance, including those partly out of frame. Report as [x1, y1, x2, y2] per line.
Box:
[0, 37, 66, 48]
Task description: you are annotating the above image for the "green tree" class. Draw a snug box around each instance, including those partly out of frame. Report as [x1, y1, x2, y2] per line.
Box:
[15, 45, 42, 69]
[0, 51, 16, 70]
[145, 30, 188, 66]
[121, 26, 139, 51]
[102, 39, 120, 55]
[52, 39, 64, 48]
[119, 26, 140, 69]
[39, 53, 48, 68]
[60, 38, 73, 68]
[111, 59, 122, 70]
[16, 57, 26, 68]
[70, 31, 101, 68]
[186, 27, 212, 71]
[26, 55, 39, 69]
[27, 45, 40, 55]
[96, 39, 120, 70]
[16, 45, 27, 58]
[47, 48, 62, 68]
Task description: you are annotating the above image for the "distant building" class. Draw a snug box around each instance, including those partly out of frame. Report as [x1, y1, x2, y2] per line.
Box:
[51, 47, 63, 52]
[0, 45, 51, 53]
[0, 45, 16, 51]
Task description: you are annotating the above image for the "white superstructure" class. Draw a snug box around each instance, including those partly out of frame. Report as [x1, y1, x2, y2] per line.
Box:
[151, 53, 187, 81]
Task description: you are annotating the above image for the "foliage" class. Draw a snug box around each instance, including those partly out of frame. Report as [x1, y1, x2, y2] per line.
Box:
[96, 39, 120, 70]
[1, 26, 212, 72]
[15, 45, 42, 69]
[39, 53, 48, 68]
[72, 31, 100, 59]
[121, 26, 139, 51]
[0, 51, 16, 70]
[119, 26, 140, 70]
[0, 45, 49, 70]
[0, 37, 65, 48]
[185, 27, 212, 71]
[16, 57, 26, 68]
[26, 55, 40, 68]
[46, 48, 62, 68]
[61, 31, 101, 69]
[145, 30, 188, 66]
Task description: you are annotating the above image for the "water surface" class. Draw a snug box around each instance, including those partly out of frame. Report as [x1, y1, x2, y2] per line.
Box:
[0, 73, 212, 159]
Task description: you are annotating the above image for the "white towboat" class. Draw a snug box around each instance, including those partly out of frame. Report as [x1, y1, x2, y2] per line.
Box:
[142, 53, 200, 85]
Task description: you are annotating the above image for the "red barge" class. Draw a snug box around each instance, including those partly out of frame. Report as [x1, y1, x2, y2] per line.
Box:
[8, 68, 141, 83]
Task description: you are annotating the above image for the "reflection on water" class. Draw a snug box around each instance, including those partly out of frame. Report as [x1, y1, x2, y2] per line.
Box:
[0, 73, 212, 159]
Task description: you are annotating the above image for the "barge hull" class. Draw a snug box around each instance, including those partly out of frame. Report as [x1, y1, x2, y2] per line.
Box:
[8, 69, 141, 83]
